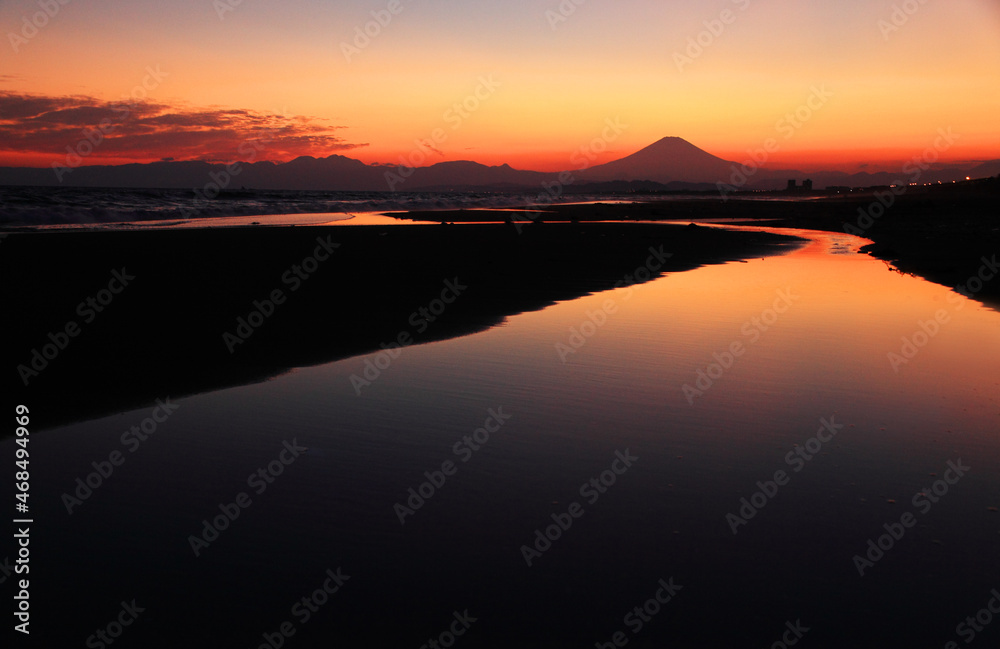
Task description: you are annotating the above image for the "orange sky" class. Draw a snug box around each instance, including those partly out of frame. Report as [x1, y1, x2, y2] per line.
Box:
[2, 0, 999, 172]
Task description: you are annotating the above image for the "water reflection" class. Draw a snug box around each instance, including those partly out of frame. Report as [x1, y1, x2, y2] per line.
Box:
[13, 227, 1000, 648]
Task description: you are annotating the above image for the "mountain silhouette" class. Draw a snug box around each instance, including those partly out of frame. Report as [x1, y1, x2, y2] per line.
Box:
[0, 138, 994, 191]
[398, 160, 551, 190]
[578, 136, 739, 184]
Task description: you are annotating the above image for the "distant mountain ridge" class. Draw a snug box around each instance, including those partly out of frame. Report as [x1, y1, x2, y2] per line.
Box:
[1, 137, 996, 191]
[578, 136, 741, 184]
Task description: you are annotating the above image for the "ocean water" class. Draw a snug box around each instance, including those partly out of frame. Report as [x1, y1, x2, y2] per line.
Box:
[0, 186, 811, 228]
[8, 227, 1000, 647]
[0, 186, 654, 227]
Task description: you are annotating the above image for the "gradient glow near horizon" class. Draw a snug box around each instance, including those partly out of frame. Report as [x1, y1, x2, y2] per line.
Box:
[1, 0, 999, 171]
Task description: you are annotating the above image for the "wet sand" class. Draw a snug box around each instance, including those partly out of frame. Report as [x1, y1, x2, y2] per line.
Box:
[4, 222, 800, 430]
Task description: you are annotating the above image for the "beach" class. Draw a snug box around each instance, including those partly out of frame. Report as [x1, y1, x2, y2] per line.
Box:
[8, 217, 1000, 648]
[4, 221, 800, 431]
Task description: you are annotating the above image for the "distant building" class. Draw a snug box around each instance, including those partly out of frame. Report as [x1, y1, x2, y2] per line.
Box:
[803, 179, 813, 191]
[787, 179, 797, 190]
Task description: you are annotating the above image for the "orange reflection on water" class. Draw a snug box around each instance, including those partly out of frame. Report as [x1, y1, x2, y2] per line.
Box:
[496, 225, 1000, 452]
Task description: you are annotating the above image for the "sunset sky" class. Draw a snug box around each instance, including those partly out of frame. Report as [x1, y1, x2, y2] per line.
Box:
[2, 0, 999, 172]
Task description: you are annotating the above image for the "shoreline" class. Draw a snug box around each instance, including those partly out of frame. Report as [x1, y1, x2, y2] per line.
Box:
[393, 179, 1000, 307]
[4, 222, 801, 431]
[7, 179, 996, 430]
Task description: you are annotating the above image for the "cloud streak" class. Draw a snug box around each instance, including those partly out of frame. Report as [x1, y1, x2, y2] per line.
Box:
[0, 92, 367, 165]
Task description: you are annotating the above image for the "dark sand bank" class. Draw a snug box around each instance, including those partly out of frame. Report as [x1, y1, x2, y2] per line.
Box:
[399, 178, 1000, 306]
[5, 222, 800, 431]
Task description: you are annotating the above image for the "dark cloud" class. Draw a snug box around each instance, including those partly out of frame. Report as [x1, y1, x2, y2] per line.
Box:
[0, 93, 84, 120]
[417, 138, 444, 157]
[0, 91, 366, 163]
[26, 104, 128, 125]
